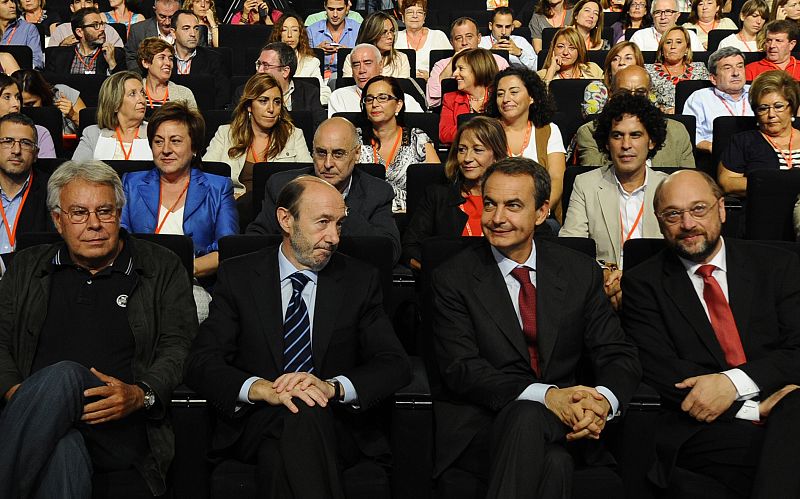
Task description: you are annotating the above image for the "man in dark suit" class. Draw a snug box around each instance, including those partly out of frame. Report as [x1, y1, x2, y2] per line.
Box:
[170, 10, 229, 107]
[246, 117, 401, 264]
[430, 157, 641, 499]
[622, 170, 800, 498]
[45, 7, 124, 75]
[124, 0, 181, 70]
[185, 174, 411, 498]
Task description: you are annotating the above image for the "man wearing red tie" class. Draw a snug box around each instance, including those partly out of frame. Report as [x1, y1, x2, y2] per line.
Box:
[622, 170, 800, 498]
[429, 157, 641, 499]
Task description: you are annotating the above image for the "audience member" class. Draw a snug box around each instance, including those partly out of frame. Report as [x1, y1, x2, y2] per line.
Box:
[529, 0, 574, 53]
[358, 75, 439, 213]
[478, 7, 537, 70]
[718, 69, 799, 196]
[50, 0, 123, 49]
[19, 0, 61, 34]
[104, 0, 145, 38]
[683, 0, 738, 49]
[121, 101, 237, 280]
[14, 69, 86, 135]
[430, 156, 641, 498]
[45, 7, 124, 75]
[538, 26, 604, 83]
[622, 169, 800, 498]
[0, 0, 41, 69]
[683, 46, 752, 153]
[328, 43, 423, 116]
[426, 17, 509, 108]
[771, 0, 800, 22]
[439, 47, 498, 145]
[645, 26, 710, 113]
[745, 20, 800, 79]
[395, 0, 452, 79]
[170, 10, 228, 106]
[583, 41, 645, 117]
[185, 174, 410, 499]
[305, 0, 363, 25]
[342, 11, 411, 78]
[138, 37, 198, 110]
[570, 0, 609, 50]
[229, 0, 273, 25]
[718, 0, 768, 51]
[306, 0, 360, 79]
[401, 116, 508, 270]
[630, 0, 704, 51]
[489, 67, 567, 220]
[0, 74, 55, 157]
[0, 159, 198, 498]
[610, 0, 653, 44]
[247, 117, 402, 264]
[125, 0, 181, 70]
[269, 13, 330, 105]
[73, 70, 151, 161]
[575, 65, 695, 167]
[183, 0, 218, 46]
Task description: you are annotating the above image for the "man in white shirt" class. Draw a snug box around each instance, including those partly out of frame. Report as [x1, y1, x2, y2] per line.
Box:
[478, 7, 536, 70]
[622, 169, 800, 497]
[683, 46, 752, 154]
[630, 0, 703, 51]
[327, 43, 423, 117]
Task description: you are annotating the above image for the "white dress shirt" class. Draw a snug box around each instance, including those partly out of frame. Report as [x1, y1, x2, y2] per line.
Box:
[478, 34, 538, 70]
[683, 86, 752, 145]
[630, 26, 704, 52]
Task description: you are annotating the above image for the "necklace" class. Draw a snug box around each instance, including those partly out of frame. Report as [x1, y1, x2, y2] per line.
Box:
[468, 88, 489, 112]
[558, 66, 578, 79]
[505, 121, 533, 157]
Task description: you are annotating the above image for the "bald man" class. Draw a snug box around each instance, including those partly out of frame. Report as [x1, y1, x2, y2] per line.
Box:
[574, 65, 695, 168]
[186, 174, 411, 498]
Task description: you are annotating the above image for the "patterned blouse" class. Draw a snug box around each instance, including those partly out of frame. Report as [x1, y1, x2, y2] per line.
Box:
[582, 80, 659, 118]
[357, 127, 433, 213]
[645, 62, 710, 111]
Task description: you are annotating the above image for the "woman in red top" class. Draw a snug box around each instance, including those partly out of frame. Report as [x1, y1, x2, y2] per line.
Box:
[438, 48, 499, 145]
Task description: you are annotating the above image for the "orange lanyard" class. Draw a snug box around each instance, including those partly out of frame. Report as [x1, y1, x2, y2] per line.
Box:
[145, 83, 169, 108]
[0, 170, 32, 248]
[506, 121, 532, 157]
[3, 26, 17, 45]
[248, 136, 270, 163]
[74, 46, 101, 71]
[549, 8, 567, 27]
[406, 28, 426, 51]
[715, 91, 746, 116]
[762, 128, 795, 169]
[372, 127, 403, 168]
[737, 33, 755, 51]
[113, 10, 133, 38]
[620, 197, 645, 246]
[696, 20, 717, 34]
[115, 126, 138, 160]
[155, 176, 190, 234]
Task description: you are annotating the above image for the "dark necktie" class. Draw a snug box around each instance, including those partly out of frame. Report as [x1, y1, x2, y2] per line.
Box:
[510, 266, 540, 376]
[283, 272, 314, 374]
[695, 264, 747, 367]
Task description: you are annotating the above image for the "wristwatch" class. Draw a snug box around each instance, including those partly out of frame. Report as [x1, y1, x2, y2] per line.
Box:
[326, 379, 343, 403]
[138, 382, 156, 411]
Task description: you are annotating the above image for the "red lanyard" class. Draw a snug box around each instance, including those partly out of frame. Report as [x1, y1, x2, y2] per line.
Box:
[762, 128, 795, 169]
[620, 198, 645, 246]
[506, 121, 532, 157]
[372, 127, 403, 168]
[115, 126, 138, 160]
[696, 20, 717, 34]
[113, 10, 133, 38]
[737, 33, 756, 51]
[145, 83, 169, 108]
[155, 176, 190, 234]
[3, 26, 17, 45]
[0, 170, 32, 248]
[74, 46, 102, 72]
[715, 91, 747, 116]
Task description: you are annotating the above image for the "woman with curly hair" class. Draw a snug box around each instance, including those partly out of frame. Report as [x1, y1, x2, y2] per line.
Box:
[488, 66, 567, 220]
[203, 73, 312, 208]
[269, 13, 330, 104]
[342, 11, 411, 78]
[537, 27, 604, 83]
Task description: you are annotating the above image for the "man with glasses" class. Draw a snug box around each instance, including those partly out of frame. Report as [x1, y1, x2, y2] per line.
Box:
[45, 7, 124, 75]
[745, 20, 800, 80]
[574, 65, 695, 167]
[327, 43, 423, 117]
[630, 0, 703, 51]
[247, 116, 401, 264]
[622, 169, 800, 497]
[125, 0, 186, 70]
[0, 159, 198, 498]
[50, 0, 123, 49]
[478, 7, 537, 70]
[170, 10, 228, 107]
[426, 16, 509, 107]
[306, 0, 361, 80]
[0, 0, 41, 68]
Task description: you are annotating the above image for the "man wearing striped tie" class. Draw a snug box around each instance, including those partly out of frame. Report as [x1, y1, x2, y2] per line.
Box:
[186, 174, 411, 498]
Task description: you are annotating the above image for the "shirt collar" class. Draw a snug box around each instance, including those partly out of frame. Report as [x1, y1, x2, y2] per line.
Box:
[0, 172, 31, 203]
[284, 79, 295, 99]
[491, 239, 537, 278]
[713, 85, 749, 103]
[278, 242, 319, 284]
[614, 167, 649, 197]
[52, 235, 134, 276]
[341, 175, 353, 198]
[175, 48, 196, 63]
[679, 236, 727, 274]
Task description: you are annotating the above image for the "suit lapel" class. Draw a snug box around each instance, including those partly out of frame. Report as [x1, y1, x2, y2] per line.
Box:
[184, 169, 208, 222]
[598, 167, 622, 262]
[251, 247, 285, 370]
[311, 256, 345, 370]
[535, 240, 567, 377]
[137, 169, 160, 226]
[724, 242, 754, 350]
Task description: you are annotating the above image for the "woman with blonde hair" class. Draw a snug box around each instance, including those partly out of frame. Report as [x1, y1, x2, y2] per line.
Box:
[342, 11, 411, 78]
[538, 26, 604, 82]
[183, 0, 220, 46]
[570, 0, 609, 50]
[269, 13, 330, 104]
[438, 48, 499, 144]
[645, 26, 709, 113]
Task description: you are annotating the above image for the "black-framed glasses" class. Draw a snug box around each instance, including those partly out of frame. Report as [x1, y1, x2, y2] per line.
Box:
[653, 9, 678, 16]
[657, 199, 720, 224]
[0, 137, 36, 152]
[58, 206, 118, 224]
[363, 93, 399, 105]
[82, 21, 106, 30]
[255, 60, 287, 71]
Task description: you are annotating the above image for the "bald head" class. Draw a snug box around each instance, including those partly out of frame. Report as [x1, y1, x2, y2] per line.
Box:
[314, 117, 359, 150]
[653, 170, 723, 213]
[612, 65, 652, 93]
[312, 118, 361, 193]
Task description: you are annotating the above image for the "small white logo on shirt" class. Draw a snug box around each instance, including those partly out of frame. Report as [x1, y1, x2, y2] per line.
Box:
[116, 295, 128, 307]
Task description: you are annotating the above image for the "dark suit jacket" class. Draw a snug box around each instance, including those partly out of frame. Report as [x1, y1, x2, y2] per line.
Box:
[171, 46, 229, 108]
[430, 239, 641, 474]
[44, 46, 125, 75]
[246, 167, 402, 264]
[231, 78, 325, 127]
[18, 167, 55, 236]
[125, 20, 207, 70]
[401, 183, 467, 266]
[621, 239, 800, 483]
[184, 245, 411, 453]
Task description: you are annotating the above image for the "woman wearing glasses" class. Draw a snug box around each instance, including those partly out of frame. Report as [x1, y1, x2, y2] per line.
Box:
[439, 48, 499, 145]
[718, 0, 768, 51]
[357, 76, 438, 213]
[72, 71, 150, 161]
[204, 73, 311, 218]
[394, 0, 452, 80]
[537, 27, 604, 83]
[645, 26, 709, 113]
[268, 13, 330, 104]
[683, 0, 737, 49]
[342, 12, 411, 78]
[610, 0, 653, 43]
[719, 70, 800, 197]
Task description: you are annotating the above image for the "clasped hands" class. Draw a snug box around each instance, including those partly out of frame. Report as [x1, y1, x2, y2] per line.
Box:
[545, 385, 611, 441]
[248, 372, 336, 414]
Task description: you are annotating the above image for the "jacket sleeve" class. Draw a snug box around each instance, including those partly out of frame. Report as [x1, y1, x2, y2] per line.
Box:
[206, 177, 239, 254]
[291, 128, 313, 163]
[438, 94, 458, 145]
[672, 121, 696, 168]
[72, 127, 99, 161]
[401, 185, 442, 266]
[558, 176, 590, 238]
[576, 123, 607, 166]
[245, 175, 282, 234]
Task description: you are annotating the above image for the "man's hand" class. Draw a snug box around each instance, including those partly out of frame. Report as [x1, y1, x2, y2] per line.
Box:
[565, 390, 611, 441]
[4, 383, 19, 401]
[248, 376, 330, 414]
[81, 368, 144, 424]
[59, 34, 78, 46]
[492, 37, 522, 57]
[318, 40, 338, 54]
[545, 386, 610, 439]
[101, 42, 116, 69]
[273, 372, 336, 400]
[760, 384, 800, 419]
[676, 373, 737, 422]
[416, 69, 429, 80]
[603, 268, 622, 310]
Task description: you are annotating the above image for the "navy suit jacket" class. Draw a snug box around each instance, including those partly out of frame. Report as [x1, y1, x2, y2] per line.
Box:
[120, 167, 239, 256]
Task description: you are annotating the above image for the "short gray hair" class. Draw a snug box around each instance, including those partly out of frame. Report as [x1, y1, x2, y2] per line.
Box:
[708, 46, 744, 75]
[351, 43, 382, 65]
[47, 160, 126, 212]
[651, 0, 678, 14]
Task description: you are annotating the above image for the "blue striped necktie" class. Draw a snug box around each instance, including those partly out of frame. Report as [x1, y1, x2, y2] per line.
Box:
[282, 272, 313, 373]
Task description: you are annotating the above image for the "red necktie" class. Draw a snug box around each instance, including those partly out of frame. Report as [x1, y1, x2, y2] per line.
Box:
[695, 265, 747, 367]
[510, 266, 540, 376]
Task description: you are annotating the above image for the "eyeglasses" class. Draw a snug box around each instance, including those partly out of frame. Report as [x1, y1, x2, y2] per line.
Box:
[755, 101, 791, 115]
[57, 206, 118, 224]
[630, 2, 647, 7]
[615, 87, 650, 97]
[82, 21, 106, 30]
[363, 93, 398, 105]
[0, 137, 36, 151]
[652, 9, 678, 16]
[255, 60, 287, 71]
[312, 147, 355, 161]
[404, 8, 425, 17]
[657, 200, 719, 224]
